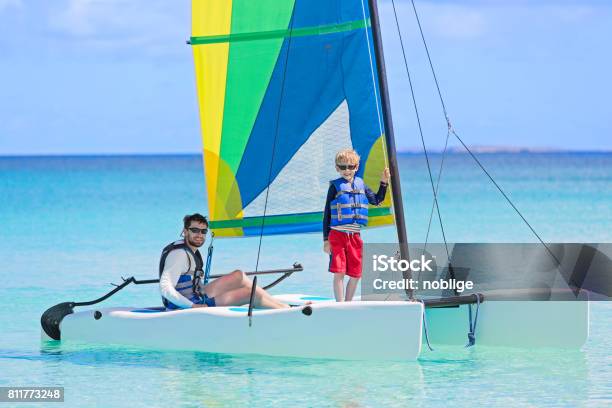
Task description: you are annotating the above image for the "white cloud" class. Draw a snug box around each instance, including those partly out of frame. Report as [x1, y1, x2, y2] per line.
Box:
[0, 0, 22, 12]
[550, 5, 597, 23]
[380, 1, 489, 40]
[421, 4, 488, 39]
[51, 0, 95, 36]
[380, 1, 605, 43]
[47, 0, 190, 55]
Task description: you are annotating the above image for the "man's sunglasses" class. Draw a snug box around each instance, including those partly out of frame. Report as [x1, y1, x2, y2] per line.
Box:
[188, 227, 208, 235]
[337, 164, 357, 170]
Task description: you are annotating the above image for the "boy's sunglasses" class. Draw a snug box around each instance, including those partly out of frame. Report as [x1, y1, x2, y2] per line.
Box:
[337, 164, 357, 170]
[188, 227, 208, 235]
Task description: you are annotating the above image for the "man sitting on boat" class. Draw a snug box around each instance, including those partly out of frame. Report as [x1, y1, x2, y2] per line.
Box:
[159, 213, 289, 309]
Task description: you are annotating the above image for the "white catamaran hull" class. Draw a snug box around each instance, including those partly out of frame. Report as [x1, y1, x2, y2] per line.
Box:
[424, 301, 589, 349]
[46, 294, 589, 359]
[55, 296, 424, 360]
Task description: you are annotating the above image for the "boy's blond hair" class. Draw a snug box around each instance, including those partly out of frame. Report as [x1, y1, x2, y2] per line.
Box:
[335, 148, 360, 165]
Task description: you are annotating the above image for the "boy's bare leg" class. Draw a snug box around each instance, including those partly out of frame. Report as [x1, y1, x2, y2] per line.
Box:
[345, 277, 360, 301]
[333, 273, 345, 302]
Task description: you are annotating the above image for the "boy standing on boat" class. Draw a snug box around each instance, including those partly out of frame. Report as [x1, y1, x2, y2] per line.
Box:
[323, 149, 390, 301]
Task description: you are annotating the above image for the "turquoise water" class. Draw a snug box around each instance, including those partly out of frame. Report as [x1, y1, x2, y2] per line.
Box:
[0, 153, 610, 407]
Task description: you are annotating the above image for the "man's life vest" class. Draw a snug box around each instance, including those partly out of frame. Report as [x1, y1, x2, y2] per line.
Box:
[158, 240, 204, 307]
[329, 177, 369, 227]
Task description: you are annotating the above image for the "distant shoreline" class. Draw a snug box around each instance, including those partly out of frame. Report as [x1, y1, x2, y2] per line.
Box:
[397, 146, 612, 154]
[1, 149, 611, 158]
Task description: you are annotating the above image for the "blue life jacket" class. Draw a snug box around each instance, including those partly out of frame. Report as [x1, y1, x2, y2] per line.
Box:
[158, 240, 204, 308]
[330, 177, 369, 227]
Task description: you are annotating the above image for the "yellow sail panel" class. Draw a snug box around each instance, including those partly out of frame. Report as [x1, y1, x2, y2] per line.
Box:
[364, 134, 393, 209]
[193, 46, 228, 218]
[192, 0, 232, 219]
[192, 0, 232, 37]
[191, 0, 395, 237]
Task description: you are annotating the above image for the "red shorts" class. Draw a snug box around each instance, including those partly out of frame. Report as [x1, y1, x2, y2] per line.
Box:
[328, 229, 363, 278]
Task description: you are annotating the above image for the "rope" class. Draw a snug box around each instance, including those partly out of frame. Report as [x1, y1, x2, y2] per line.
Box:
[402, 0, 565, 272]
[453, 128, 565, 268]
[253, 4, 298, 273]
[419, 127, 452, 286]
[359, 0, 385, 151]
[465, 293, 481, 347]
[424, 129, 451, 248]
[409, 0, 451, 121]
[418, 300, 434, 351]
[360, 0, 399, 301]
[390, 0, 452, 267]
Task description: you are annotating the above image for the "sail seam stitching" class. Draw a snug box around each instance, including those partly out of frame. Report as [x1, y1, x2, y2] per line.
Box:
[190, 20, 370, 45]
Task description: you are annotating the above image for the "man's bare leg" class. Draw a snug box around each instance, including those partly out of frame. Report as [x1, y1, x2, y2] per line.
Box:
[214, 287, 289, 309]
[253, 286, 290, 308]
[333, 273, 345, 302]
[232, 271, 289, 308]
[203, 270, 246, 298]
[204, 270, 288, 309]
[345, 277, 360, 301]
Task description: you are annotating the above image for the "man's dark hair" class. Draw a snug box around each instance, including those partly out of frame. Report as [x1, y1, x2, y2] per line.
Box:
[183, 213, 208, 229]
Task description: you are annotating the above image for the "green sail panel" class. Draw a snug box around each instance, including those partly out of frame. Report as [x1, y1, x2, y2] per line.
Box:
[192, 0, 394, 237]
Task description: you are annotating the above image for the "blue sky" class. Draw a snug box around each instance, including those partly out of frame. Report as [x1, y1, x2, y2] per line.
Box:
[0, 0, 611, 155]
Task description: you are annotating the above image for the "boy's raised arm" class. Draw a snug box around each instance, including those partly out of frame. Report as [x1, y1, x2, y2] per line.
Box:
[365, 183, 386, 206]
[365, 167, 390, 205]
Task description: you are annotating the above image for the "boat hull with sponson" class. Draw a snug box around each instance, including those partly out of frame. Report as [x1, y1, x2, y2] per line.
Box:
[57, 297, 424, 360]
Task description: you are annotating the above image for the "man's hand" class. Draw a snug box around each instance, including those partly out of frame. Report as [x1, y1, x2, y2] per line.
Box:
[191, 303, 208, 308]
[381, 167, 390, 184]
[323, 240, 331, 254]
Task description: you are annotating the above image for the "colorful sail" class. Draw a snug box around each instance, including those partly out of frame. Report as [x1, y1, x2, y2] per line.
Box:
[191, 0, 393, 237]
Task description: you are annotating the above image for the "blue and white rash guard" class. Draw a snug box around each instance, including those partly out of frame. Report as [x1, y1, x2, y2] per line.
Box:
[159, 249, 198, 309]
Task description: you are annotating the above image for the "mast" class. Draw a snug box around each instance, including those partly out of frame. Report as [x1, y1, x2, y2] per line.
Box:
[367, 0, 411, 269]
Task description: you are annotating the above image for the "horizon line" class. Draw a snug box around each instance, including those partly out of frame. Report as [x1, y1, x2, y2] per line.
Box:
[1, 148, 612, 158]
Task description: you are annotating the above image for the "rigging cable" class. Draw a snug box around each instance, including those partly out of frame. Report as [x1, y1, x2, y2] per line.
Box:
[359, 0, 389, 169]
[359, 0, 395, 300]
[253, 4, 298, 273]
[406, 0, 565, 269]
[408, 0, 454, 251]
[418, 300, 435, 351]
[465, 293, 481, 347]
[423, 128, 451, 247]
[407, 0, 465, 249]
[389, 0, 453, 270]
